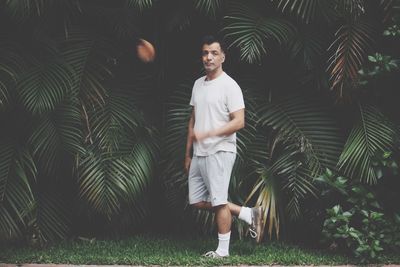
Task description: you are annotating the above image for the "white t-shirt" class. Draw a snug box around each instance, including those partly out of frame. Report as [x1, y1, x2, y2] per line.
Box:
[189, 72, 245, 156]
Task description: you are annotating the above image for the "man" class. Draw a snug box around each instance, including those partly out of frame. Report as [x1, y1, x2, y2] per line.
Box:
[184, 35, 264, 258]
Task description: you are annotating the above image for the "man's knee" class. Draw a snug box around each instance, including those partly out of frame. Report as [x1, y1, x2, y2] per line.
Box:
[212, 203, 228, 212]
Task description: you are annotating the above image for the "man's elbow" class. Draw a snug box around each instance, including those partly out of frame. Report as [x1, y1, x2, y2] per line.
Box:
[238, 119, 245, 130]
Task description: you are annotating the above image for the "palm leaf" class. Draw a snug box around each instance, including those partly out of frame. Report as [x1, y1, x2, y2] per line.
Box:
[0, 140, 36, 240]
[288, 30, 326, 70]
[245, 165, 280, 239]
[125, 0, 153, 11]
[60, 30, 112, 109]
[77, 145, 155, 217]
[28, 190, 70, 243]
[193, 0, 223, 18]
[334, 0, 366, 18]
[162, 82, 193, 211]
[380, 0, 400, 22]
[338, 104, 398, 183]
[89, 90, 145, 151]
[3, 0, 48, 21]
[258, 95, 343, 172]
[78, 89, 157, 218]
[0, 141, 13, 202]
[29, 98, 83, 175]
[273, 0, 353, 23]
[0, 41, 28, 109]
[288, 30, 329, 90]
[17, 60, 74, 115]
[327, 18, 375, 100]
[0, 80, 9, 109]
[273, 0, 320, 24]
[223, 1, 296, 64]
[256, 95, 343, 222]
[163, 1, 192, 32]
[77, 148, 119, 216]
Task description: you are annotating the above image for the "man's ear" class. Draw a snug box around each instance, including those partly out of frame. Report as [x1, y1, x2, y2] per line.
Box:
[222, 53, 225, 62]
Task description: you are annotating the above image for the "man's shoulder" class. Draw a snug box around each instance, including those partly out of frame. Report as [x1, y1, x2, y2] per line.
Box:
[194, 75, 206, 84]
[222, 72, 241, 89]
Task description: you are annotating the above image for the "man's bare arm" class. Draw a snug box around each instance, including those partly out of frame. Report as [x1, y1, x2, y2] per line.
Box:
[194, 108, 245, 141]
[184, 108, 195, 173]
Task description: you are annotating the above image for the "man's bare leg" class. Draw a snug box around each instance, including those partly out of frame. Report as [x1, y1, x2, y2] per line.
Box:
[214, 204, 231, 234]
[192, 201, 241, 217]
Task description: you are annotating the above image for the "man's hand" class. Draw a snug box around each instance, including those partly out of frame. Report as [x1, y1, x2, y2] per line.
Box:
[184, 155, 192, 175]
[194, 131, 210, 142]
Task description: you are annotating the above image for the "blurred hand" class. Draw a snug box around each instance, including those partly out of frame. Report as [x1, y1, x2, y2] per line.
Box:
[194, 131, 209, 142]
[184, 155, 192, 175]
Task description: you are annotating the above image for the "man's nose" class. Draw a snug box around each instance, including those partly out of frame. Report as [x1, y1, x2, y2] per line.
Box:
[206, 53, 213, 60]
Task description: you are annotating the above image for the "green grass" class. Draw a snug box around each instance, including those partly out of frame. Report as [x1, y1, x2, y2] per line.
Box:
[1, 235, 399, 266]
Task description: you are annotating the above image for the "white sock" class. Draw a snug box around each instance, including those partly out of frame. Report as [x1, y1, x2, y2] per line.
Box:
[238, 207, 252, 225]
[215, 231, 230, 257]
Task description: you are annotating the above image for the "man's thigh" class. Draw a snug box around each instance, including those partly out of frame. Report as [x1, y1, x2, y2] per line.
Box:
[188, 156, 209, 204]
[204, 151, 236, 207]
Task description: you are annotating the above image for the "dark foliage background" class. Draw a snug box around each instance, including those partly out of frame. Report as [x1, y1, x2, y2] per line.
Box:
[1, 0, 399, 251]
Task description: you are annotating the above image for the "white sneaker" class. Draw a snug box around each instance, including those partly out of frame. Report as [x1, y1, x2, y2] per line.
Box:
[203, 251, 228, 258]
[249, 206, 264, 243]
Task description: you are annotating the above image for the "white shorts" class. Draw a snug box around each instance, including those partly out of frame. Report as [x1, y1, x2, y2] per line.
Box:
[188, 151, 236, 207]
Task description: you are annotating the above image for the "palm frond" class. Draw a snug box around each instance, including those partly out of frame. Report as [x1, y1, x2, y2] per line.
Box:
[380, 0, 400, 22]
[288, 30, 326, 70]
[0, 140, 36, 240]
[288, 30, 329, 90]
[29, 190, 70, 243]
[223, 1, 296, 64]
[334, 0, 366, 18]
[338, 104, 398, 184]
[0, 80, 9, 109]
[282, 163, 317, 219]
[60, 30, 111, 107]
[255, 95, 343, 223]
[77, 148, 118, 216]
[125, 0, 153, 11]
[0, 141, 13, 202]
[119, 132, 160, 200]
[163, 2, 192, 32]
[273, 0, 320, 24]
[258, 95, 343, 172]
[163, 84, 193, 161]
[0, 41, 28, 109]
[77, 145, 155, 217]
[245, 167, 280, 238]
[162, 82, 193, 211]
[3, 0, 48, 21]
[327, 18, 376, 100]
[78, 89, 158, 218]
[89, 91, 144, 151]
[29, 98, 83, 175]
[17, 60, 74, 115]
[193, 0, 223, 18]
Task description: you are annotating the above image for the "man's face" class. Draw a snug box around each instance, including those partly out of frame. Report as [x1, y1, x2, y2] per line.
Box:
[202, 42, 225, 73]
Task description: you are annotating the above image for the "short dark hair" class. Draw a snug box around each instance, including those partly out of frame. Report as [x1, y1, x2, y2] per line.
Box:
[201, 35, 226, 53]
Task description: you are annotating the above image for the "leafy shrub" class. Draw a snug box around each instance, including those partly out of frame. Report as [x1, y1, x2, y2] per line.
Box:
[321, 174, 400, 262]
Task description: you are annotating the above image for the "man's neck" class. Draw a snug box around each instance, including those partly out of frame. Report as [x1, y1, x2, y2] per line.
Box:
[205, 68, 223, 81]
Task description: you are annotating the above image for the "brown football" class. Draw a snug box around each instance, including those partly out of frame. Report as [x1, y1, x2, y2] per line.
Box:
[137, 39, 156, 63]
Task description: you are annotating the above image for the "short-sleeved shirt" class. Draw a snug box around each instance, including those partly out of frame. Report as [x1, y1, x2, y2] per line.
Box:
[189, 72, 245, 156]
